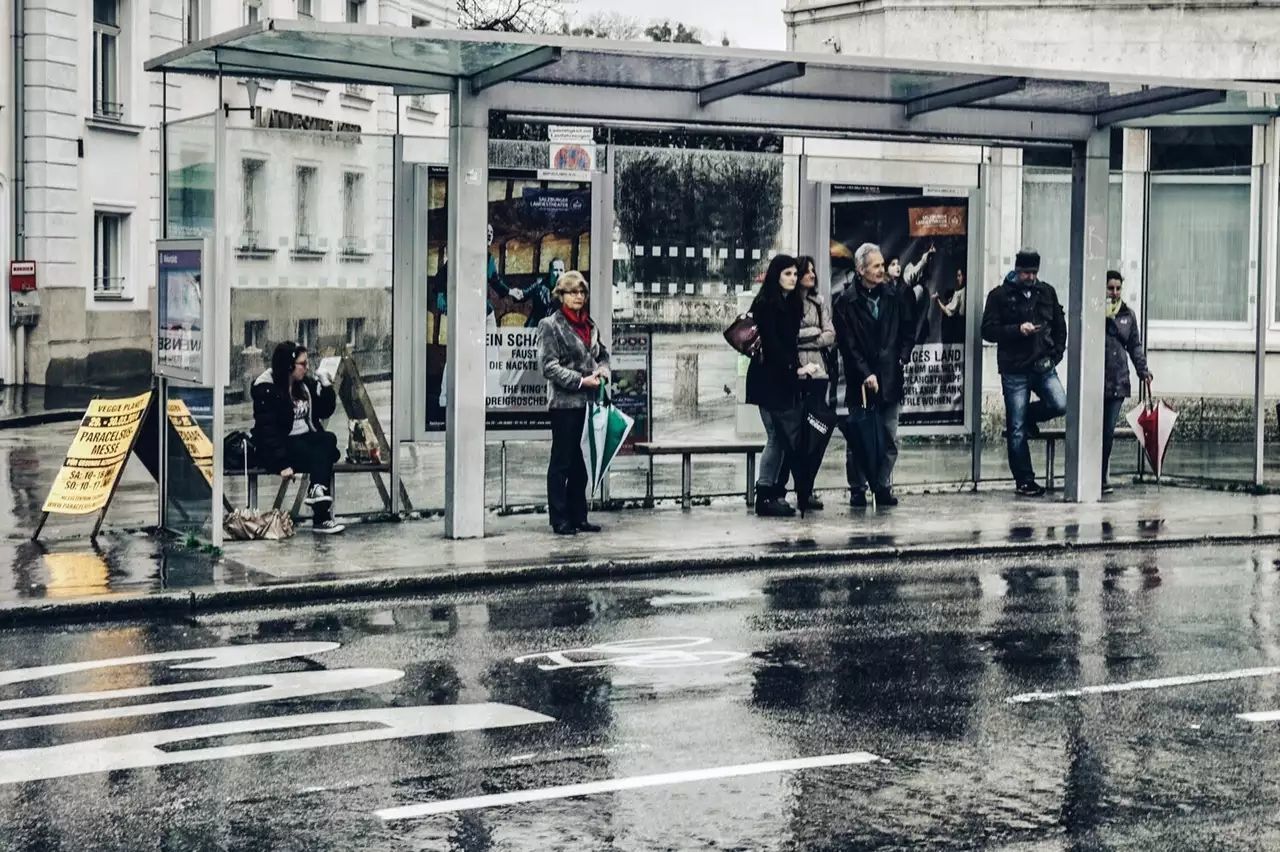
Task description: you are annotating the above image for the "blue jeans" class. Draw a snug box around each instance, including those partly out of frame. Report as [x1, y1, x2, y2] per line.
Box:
[1001, 368, 1068, 485]
[1102, 396, 1125, 481]
[757, 407, 788, 494]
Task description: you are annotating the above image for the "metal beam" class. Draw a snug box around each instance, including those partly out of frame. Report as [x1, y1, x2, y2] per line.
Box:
[212, 47, 456, 91]
[904, 76, 1026, 118]
[698, 62, 806, 107]
[469, 46, 561, 95]
[485, 82, 1095, 144]
[1094, 87, 1226, 126]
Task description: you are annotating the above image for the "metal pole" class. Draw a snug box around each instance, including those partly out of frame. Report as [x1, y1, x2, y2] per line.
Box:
[1255, 119, 1280, 486]
[12, 0, 26, 385]
[1064, 129, 1110, 503]
[209, 74, 228, 546]
[499, 441, 508, 513]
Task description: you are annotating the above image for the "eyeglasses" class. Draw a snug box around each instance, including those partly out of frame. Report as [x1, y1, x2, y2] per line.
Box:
[295, 360, 309, 369]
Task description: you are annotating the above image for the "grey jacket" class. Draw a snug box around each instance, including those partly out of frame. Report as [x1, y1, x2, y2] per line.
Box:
[797, 291, 836, 379]
[1104, 301, 1150, 400]
[538, 311, 611, 409]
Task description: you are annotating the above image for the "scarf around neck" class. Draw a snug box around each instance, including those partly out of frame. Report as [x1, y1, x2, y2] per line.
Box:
[562, 306, 592, 347]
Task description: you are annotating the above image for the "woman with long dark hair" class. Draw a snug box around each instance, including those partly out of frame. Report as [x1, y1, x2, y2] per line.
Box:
[791, 255, 836, 510]
[251, 341, 343, 534]
[537, 270, 611, 535]
[746, 254, 802, 517]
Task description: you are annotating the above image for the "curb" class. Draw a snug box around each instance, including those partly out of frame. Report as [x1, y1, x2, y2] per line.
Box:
[3, 528, 1279, 629]
[0, 409, 84, 430]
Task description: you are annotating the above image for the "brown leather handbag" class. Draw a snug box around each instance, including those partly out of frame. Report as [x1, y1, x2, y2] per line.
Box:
[724, 312, 761, 358]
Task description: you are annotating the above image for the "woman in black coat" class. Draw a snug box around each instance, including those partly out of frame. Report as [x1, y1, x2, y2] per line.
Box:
[251, 341, 344, 534]
[1103, 271, 1152, 493]
[745, 254, 802, 517]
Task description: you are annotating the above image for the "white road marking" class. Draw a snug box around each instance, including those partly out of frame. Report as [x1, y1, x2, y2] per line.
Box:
[375, 752, 883, 820]
[1236, 709, 1280, 722]
[648, 590, 763, 607]
[0, 704, 554, 786]
[1007, 666, 1280, 704]
[514, 637, 749, 671]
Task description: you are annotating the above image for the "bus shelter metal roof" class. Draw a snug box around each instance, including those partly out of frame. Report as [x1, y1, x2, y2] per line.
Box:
[146, 18, 1276, 146]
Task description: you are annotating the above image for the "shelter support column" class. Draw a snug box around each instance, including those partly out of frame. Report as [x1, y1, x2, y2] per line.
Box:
[1254, 118, 1280, 486]
[1064, 129, 1110, 503]
[444, 84, 489, 539]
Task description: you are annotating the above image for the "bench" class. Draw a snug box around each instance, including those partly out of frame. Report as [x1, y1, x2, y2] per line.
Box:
[1004, 427, 1135, 490]
[633, 441, 766, 510]
[228, 462, 411, 516]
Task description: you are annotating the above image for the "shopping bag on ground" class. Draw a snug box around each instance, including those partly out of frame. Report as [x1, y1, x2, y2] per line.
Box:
[1126, 398, 1178, 479]
[223, 508, 295, 541]
[346, 418, 382, 465]
[581, 381, 635, 495]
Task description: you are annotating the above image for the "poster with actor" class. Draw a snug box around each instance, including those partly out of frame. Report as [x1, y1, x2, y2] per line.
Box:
[829, 185, 970, 429]
[425, 169, 593, 435]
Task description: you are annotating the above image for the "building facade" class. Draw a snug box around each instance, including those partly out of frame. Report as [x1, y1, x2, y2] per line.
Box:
[3, 0, 452, 388]
[785, 0, 1280, 404]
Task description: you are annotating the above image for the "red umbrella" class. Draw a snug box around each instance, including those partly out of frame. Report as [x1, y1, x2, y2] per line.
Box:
[1126, 399, 1178, 479]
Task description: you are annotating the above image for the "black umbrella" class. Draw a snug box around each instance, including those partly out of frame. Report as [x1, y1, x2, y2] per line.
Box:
[788, 389, 840, 517]
[841, 385, 885, 494]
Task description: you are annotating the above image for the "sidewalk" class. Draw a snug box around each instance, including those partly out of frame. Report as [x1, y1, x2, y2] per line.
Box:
[3, 483, 1279, 626]
[0, 385, 99, 428]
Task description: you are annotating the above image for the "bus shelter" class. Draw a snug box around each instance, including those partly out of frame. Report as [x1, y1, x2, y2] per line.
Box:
[145, 20, 1280, 543]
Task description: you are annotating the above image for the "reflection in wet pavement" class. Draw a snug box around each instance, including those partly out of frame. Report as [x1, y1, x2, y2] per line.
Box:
[2, 545, 1280, 848]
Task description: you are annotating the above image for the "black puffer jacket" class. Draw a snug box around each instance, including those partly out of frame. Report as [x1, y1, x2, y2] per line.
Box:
[1105, 301, 1150, 399]
[981, 271, 1067, 374]
[250, 370, 337, 474]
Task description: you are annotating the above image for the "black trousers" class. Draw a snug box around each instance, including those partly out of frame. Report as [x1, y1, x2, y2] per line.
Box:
[547, 407, 589, 528]
[286, 431, 338, 489]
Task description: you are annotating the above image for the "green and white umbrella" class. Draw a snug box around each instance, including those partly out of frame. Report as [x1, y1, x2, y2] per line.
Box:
[581, 381, 634, 495]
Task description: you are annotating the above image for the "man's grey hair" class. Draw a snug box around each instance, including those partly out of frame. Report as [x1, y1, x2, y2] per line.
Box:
[854, 242, 882, 275]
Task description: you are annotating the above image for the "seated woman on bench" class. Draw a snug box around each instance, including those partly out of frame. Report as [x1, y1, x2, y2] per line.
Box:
[251, 341, 345, 535]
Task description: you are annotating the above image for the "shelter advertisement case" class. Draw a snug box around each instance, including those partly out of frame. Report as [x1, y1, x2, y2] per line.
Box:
[425, 167, 593, 436]
[155, 239, 211, 384]
[830, 186, 970, 429]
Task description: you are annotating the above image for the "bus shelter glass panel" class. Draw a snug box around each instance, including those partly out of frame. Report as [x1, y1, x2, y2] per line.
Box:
[1144, 126, 1256, 486]
[165, 384, 215, 536]
[166, 113, 216, 239]
[601, 145, 794, 504]
[220, 126, 397, 519]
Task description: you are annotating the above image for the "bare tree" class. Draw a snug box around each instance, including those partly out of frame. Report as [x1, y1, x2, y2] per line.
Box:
[560, 11, 643, 40]
[457, 0, 570, 32]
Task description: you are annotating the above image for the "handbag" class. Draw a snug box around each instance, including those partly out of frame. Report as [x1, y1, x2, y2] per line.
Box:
[346, 418, 382, 464]
[724, 312, 761, 358]
[224, 430, 255, 473]
[224, 508, 295, 541]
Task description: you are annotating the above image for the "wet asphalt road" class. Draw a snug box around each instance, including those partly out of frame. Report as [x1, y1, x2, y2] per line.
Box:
[4, 545, 1280, 851]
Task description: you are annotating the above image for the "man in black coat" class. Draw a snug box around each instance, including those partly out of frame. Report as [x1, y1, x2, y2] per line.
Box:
[833, 242, 917, 508]
[980, 248, 1068, 497]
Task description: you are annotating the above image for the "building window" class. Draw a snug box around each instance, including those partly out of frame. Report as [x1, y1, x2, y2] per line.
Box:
[241, 158, 266, 248]
[296, 0, 313, 18]
[346, 0, 365, 23]
[346, 317, 365, 349]
[94, 211, 127, 298]
[1149, 179, 1250, 323]
[185, 0, 202, 44]
[341, 171, 364, 253]
[295, 165, 318, 250]
[297, 319, 319, 352]
[244, 320, 267, 351]
[93, 0, 123, 120]
[244, 0, 261, 25]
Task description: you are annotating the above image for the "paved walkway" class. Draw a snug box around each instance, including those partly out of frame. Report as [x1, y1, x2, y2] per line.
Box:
[4, 483, 1279, 626]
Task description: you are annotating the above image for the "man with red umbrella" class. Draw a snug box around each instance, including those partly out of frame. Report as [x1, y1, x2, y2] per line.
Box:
[1103, 270, 1153, 493]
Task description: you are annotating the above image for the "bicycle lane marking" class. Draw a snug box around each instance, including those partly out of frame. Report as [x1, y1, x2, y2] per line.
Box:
[1007, 665, 1280, 704]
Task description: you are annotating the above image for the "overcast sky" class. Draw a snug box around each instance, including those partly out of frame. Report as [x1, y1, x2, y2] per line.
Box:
[567, 0, 788, 49]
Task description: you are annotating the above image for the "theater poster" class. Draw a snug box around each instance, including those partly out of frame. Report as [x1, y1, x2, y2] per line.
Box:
[830, 185, 970, 429]
[425, 168, 592, 436]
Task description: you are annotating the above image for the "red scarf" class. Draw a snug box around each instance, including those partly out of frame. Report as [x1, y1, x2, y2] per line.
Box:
[562, 306, 592, 348]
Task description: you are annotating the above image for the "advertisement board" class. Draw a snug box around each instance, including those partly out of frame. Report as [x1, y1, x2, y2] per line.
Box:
[830, 186, 970, 429]
[41, 393, 152, 516]
[425, 168, 594, 437]
[155, 239, 210, 383]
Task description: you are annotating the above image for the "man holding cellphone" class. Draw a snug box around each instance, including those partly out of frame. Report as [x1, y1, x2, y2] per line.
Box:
[981, 249, 1068, 496]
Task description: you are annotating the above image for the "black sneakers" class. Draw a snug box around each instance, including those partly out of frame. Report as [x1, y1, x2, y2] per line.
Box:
[1015, 481, 1047, 497]
[312, 519, 345, 535]
[304, 484, 332, 507]
[849, 490, 868, 508]
[756, 498, 796, 517]
[873, 489, 899, 507]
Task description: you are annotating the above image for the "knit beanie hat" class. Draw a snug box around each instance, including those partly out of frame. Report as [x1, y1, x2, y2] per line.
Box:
[1015, 249, 1040, 271]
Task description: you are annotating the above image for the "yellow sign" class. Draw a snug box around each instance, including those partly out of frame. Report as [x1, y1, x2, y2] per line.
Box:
[42, 392, 152, 516]
[167, 399, 214, 487]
